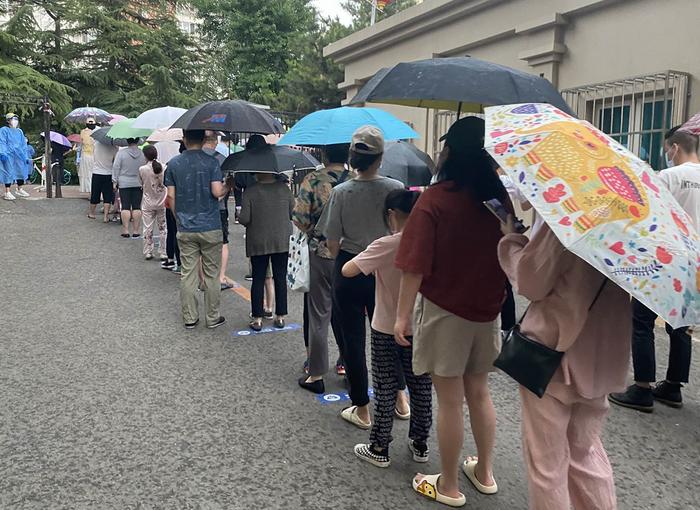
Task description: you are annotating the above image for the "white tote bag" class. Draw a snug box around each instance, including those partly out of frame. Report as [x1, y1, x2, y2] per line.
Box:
[287, 226, 310, 293]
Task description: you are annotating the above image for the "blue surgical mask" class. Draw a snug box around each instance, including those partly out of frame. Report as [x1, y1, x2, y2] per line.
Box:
[665, 146, 678, 168]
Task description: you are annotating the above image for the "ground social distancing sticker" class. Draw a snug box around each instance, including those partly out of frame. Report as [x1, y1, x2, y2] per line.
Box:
[317, 388, 374, 405]
[232, 323, 302, 337]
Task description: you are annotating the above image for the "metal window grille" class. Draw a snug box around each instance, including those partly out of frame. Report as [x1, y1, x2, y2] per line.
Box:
[562, 71, 690, 170]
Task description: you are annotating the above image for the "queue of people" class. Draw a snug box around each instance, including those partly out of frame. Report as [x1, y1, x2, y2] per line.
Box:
[63, 113, 695, 509]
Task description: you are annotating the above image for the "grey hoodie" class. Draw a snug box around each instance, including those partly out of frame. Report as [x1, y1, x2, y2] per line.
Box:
[112, 146, 147, 188]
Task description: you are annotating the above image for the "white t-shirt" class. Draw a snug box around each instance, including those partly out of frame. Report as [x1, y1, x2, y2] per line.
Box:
[92, 141, 118, 176]
[657, 162, 700, 230]
[500, 174, 544, 235]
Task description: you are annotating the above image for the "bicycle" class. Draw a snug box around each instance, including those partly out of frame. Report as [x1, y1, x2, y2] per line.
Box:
[29, 157, 71, 189]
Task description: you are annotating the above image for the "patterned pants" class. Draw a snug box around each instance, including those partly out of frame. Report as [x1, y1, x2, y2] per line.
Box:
[369, 329, 433, 450]
[142, 208, 167, 257]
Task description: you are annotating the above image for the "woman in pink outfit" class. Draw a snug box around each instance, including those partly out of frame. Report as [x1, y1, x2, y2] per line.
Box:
[138, 145, 167, 261]
[498, 220, 631, 510]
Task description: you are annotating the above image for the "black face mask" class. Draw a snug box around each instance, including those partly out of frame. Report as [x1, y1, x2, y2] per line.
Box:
[86, 123, 96, 130]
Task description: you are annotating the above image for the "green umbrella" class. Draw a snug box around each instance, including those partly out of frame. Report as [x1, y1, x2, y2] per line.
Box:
[107, 118, 153, 139]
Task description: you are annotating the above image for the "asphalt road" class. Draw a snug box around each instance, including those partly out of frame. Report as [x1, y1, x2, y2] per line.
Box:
[1, 196, 698, 509]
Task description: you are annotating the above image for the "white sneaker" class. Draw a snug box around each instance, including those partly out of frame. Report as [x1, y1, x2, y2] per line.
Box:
[15, 189, 29, 197]
[4, 191, 16, 201]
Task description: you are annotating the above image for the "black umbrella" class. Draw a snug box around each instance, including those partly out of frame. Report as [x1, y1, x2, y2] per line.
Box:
[349, 66, 393, 106]
[90, 127, 128, 147]
[171, 100, 285, 134]
[349, 57, 573, 115]
[222, 145, 320, 174]
[379, 141, 435, 187]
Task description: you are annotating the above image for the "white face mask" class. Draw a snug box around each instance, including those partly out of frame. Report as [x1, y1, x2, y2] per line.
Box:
[9, 119, 19, 128]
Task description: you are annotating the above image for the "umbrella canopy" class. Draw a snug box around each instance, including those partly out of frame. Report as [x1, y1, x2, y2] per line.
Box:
[40, 131, 71, 148]
[351, 57, 573, 115]
[379, 140, 435, 187]
[109, 114, 127, 125]
[349, 67, 393, 106]
[107, 118, 153, 139]
[147, 128, 183, 142]
[91, 126, 128, 147]
[67, 133, 82, 143]
[485, 103, 700, 328]
[278, 107, 418, 147]
[171, 100, 285, 134]
[64, 107, 112, 124]
[222, 145, 320, 174]
[132, 106, 187, 130]
[680, 111, 700, 135]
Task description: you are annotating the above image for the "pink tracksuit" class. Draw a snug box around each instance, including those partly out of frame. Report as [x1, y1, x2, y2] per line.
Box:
[499, 225, 631, 510]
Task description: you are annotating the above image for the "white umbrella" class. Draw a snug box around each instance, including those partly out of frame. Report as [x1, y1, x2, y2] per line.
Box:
[132, 106, 187, 130]
[147, 127, 183, 142]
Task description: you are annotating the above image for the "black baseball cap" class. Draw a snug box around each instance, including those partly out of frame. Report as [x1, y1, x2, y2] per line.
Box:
[439, 116, 485, 150]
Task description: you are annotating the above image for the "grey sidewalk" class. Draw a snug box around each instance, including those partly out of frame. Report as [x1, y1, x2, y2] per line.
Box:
[1, 198, 698, 509]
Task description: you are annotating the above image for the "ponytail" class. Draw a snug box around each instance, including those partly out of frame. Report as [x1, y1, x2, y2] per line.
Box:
[142, 144, 162, 174]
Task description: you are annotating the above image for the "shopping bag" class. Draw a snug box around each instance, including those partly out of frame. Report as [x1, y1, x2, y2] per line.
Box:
[287, 226, 310, 293]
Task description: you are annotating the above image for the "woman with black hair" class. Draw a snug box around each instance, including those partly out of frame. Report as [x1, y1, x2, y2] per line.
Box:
[139, 145, 167, 260]
[395, 117, 509, 507]
[318, 125, 403, 430]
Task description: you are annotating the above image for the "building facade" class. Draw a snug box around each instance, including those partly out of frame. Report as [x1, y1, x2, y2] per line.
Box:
[325, 0, 700, 169]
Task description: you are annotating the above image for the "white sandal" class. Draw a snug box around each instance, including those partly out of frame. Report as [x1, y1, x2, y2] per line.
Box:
[462, 458, 498, 495]
[340, 405, 371, 430]
[412, 473, 466, 507]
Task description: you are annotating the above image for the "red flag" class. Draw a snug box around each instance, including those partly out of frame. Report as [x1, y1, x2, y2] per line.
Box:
[377, 0, 395, 9]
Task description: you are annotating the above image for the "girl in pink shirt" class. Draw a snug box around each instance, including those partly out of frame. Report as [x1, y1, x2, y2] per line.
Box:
[138, 145, 167, 260]
[342, 189, 433, 469]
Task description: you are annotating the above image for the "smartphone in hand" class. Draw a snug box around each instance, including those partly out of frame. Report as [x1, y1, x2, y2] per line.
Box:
[483, 199, 529, 234]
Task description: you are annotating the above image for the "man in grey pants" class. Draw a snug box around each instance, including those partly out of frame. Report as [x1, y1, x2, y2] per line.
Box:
[164, 130, 233, 329]
[294, 144, 352, 394]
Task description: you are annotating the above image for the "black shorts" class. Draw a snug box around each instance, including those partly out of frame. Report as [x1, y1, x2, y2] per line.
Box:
[119, 187, 143, 211]
[220, 209, 229, 244]
[90, 174, 114, 204]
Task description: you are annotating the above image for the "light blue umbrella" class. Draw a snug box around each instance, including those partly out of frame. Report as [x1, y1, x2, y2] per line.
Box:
[278, 107, 419, 147]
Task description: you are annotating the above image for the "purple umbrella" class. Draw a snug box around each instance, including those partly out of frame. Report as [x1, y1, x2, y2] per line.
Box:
[40, 131, 72, 147]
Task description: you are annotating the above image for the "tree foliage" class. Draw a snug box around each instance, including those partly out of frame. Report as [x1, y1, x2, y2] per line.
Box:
[341, 0, 418, 30]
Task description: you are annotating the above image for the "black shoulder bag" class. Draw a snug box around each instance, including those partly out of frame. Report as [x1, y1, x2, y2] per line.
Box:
[494, 278, 607, 398]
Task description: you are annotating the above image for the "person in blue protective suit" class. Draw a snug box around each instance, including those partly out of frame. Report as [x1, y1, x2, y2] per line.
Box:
[0, 113, 30, 200]
[25, 138, 35, 182]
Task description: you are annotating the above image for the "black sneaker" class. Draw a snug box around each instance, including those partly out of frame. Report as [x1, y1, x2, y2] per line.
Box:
[244, 274, 253, 281]
[408, 439, 429, 463]
[608, 384, 654, 413]
[354, 443, 390, 468]
[298, 376, 325, 394]
[206, 316, 227, 329]
[185, 319, 199, 329]
[264, 309, 274, 320]
[652, 381, 683, 408]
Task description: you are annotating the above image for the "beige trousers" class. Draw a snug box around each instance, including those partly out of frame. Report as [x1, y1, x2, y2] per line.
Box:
[177, 230, 223, 326]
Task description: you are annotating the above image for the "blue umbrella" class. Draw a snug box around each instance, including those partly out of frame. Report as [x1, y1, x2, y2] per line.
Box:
[278, 107, 418, 147]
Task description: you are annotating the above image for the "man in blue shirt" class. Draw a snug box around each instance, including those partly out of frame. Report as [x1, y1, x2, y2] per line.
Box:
[165, 129, 234, 329]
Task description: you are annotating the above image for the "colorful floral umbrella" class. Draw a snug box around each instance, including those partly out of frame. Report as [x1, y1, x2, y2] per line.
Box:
[485, 103, 700, 328]
[680, 111, 700, 135]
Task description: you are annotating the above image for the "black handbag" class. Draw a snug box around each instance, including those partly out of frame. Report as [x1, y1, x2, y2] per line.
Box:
[494, 279, 607, 398]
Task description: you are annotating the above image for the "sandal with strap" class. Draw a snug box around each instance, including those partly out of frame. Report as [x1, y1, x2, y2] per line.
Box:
[412, 473, 466, 507]
[462, 458, 498, 495]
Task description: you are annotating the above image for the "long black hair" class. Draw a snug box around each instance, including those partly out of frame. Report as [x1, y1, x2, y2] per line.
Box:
[437, 117, 509, 204]
[143, 144, 163, 174]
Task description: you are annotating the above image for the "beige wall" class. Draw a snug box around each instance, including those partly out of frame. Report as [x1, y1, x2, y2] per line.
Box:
[327, 0, 700, 157]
